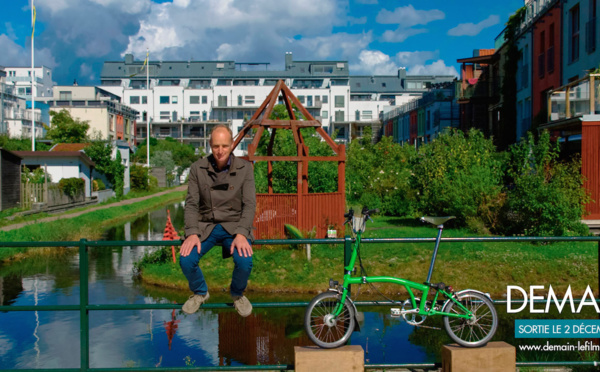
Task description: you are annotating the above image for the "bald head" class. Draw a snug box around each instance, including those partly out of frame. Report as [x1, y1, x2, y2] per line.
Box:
[210, 125, 234, 170]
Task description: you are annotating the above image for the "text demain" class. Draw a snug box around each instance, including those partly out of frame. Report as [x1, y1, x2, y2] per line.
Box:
[507, 285, 599, 314]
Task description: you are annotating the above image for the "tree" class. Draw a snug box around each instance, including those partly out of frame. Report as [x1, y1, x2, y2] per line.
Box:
[133, 137, 201, 177]
[45, 109, 90, 144]
[84, 141, 125, 196]
[0, 135, 50, 151]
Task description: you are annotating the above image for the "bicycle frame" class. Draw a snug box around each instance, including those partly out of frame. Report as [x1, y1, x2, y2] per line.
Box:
[332, 228, 473, 320]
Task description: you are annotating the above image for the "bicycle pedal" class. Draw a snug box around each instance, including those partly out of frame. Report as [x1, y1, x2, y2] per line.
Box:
[390, 308, 401, 317]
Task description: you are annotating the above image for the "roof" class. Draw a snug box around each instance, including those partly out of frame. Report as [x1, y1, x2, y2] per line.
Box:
[0, 148, 23, 160]
[50, 143, 91, 152]
[12, 151, 95, 167]
[457, 54, 497, 64]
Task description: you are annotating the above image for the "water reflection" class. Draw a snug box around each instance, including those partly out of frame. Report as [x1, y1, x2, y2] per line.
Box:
[0, 202, 596, 368]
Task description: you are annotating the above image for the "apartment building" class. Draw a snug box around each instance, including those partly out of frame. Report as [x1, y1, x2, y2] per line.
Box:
[99, 52, 455, 154]
[3, 66, 54, 100]
[0, 66, 45, 138]
[43, 86, 138, 145]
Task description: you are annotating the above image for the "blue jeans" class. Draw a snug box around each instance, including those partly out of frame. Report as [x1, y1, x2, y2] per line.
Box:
[179, 224, 253, 297]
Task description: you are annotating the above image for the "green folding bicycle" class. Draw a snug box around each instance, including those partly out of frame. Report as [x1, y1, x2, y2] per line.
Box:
[304, 207, 498, 348]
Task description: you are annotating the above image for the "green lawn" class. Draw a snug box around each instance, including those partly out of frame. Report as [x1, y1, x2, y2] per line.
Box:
[139, 216, 597, 297]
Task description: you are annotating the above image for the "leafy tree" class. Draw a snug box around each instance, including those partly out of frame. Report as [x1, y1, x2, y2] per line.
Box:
[21, 165, 51, 184]
[133, 137, 201, 177]
[151, 150, 177, 186]
[45, 109, 90, 144]
[84, 141, 125, 196]
[130, 164, 150, 191]
[500, 131, 589, 236]
[411, 129, 504, 229]
[0, 135, 50, 151]
[346, 127, 416, 215]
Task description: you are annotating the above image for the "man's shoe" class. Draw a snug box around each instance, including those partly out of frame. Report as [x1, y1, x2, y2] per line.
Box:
[232, 295, 252, 317]
[182, 292, 210, 314]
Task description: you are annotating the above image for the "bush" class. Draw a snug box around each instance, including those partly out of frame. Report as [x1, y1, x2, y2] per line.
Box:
[346, 129, 416, 215]
[92, 179, 106, 191]
[498, 131, 590, 236]
[130, 164, 150, 191]
[58, 178, 85, 198]
[411, 129, 504, 228]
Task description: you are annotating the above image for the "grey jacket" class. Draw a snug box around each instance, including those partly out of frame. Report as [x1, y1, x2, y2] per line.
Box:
[184, 155, 256, 241]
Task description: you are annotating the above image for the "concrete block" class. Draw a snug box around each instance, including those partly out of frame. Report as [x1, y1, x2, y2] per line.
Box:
[442, 341, 515, 372]
[295, 345, 364, 372]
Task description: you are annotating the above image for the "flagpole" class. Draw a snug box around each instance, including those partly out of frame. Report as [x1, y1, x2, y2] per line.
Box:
[31, 0, 35, 151]
[146, 48, 150, 172]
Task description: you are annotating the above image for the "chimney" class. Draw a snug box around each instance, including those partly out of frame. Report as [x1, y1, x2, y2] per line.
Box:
[398, 67, 406, 79]
[285, 52, 293, 70]
[125, 54, 134, 64]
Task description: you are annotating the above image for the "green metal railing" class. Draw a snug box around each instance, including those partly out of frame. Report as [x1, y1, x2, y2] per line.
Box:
[1, 235, 600, 371]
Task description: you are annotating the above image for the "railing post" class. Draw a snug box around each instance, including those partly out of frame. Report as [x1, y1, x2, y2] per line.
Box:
[79, 238, 89, 372]
[344, 235, 352, 296]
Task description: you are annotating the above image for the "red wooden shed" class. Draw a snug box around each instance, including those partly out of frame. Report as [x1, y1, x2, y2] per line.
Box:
[232, 80, 346, 239]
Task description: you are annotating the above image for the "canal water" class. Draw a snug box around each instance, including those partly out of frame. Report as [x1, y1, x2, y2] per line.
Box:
[0, 202, 593, 369]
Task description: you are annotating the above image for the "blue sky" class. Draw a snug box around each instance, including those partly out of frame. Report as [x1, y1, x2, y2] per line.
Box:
[0, 0, 524, 85]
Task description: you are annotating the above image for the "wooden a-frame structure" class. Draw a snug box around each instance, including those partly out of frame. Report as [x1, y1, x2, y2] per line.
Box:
[232, 80, 346, 238]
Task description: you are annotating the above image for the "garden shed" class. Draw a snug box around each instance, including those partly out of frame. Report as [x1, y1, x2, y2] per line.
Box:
[232, 80, 346, 238]
[0, 148, 23, 211]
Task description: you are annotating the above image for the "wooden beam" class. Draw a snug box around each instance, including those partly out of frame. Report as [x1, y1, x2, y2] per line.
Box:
[249, 155, 343, 161]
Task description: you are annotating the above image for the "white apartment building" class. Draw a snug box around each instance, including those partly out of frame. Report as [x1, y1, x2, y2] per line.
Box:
[4, 65, 55, 100]
[100, 53, 455, 154]
[0, 66, 45, 139]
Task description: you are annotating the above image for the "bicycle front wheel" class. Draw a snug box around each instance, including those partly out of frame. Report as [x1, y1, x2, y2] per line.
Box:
[442, 290, 498, 347]
[304, 291, 356, 349]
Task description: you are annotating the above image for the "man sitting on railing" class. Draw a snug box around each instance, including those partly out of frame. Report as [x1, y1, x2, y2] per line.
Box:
[179, 124, 256, 317]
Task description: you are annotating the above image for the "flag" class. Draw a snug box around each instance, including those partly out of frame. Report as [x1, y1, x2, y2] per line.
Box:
[31, 4, 36, 38]
[129, 51, 149, 77]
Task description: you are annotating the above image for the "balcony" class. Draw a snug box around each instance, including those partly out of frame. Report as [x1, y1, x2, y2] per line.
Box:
[547, 74, 600, 122]
[455, 80, 492, 101]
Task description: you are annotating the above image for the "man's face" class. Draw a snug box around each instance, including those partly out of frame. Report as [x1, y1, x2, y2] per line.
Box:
[210, 128, 233, 169]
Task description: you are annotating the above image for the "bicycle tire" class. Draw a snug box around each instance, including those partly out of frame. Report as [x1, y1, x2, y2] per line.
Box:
[304, 291, 356, 349]
[442, 290, 498, 347]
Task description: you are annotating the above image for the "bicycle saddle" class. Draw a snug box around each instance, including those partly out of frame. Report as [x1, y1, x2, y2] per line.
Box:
[421, 216, 456, 226]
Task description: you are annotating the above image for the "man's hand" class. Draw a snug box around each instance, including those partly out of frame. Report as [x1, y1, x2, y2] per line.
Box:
[181, 234, 201, 257]
[230, 234, 253, 257]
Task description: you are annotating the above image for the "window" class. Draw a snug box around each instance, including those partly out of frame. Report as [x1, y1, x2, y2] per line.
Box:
[548, 24, 555, 73]
[202, 96, 208, 104]
[141, 96, 147, 104]
[59, 91, 72, 100]
[587, 0, 597, 54]
[322, 110, 328, 119]
[160, 96, 170, 104]
[363, 110, 372, 120]
[312, 65, 334, 73]
[307, 96, 313, 107]
[298, 95, 305, 104]
[160, 111, 170, 120]
[238, 95, 243, 106]
[172, 111, 178, 122]
[203, 111, 207, 121]
[190, 96, 200, 104]
[190, 111, 200, 121]
[335, 110, 345, 122]
[570, 4, 580, 63]
[130, 96, 140, 104]
[236, 110, 244, 119]
[538, 31, 545, 78]
[245, 96, 255, 104]
[334, 95, 344, 108]
[322, 95, 328, 104]
[172, 96, 179, 104]
[355, 110, 360, 121]
[218, 96, 227, 107]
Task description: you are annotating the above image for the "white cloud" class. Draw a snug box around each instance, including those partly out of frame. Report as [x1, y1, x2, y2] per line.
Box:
[448, 15, 500, 37]
[376, 5, 445, 27]
[381, 27, 427, 43]
[0, 34, 57, 68]
[79, 63, 95, 81]
[296, 32, 372, 60]
[4, 22, 17, 41]
[396, 50, 438, 67]
[408, 59, 458, 76]
[347, 16, 367, 25]
[352, 50, 399, 75]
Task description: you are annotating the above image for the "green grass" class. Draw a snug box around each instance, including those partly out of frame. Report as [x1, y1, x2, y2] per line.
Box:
[0, 186, 177, 228]
[139, 216, 597, 297]
[0, 190, 185, 261]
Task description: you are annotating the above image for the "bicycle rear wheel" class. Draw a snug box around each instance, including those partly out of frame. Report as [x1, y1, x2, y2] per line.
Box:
[304, 291, 356, 349]
[442, 290, 498, 347]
